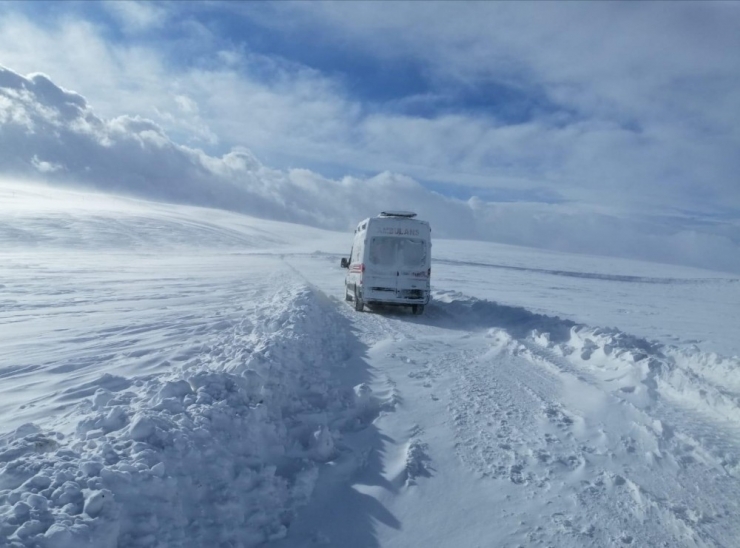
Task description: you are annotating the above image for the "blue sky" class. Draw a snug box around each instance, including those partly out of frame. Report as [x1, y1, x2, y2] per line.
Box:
[1, 1, 739, 270]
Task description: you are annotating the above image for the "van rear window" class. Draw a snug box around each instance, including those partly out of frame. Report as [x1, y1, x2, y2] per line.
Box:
[369, 237, 427, 268]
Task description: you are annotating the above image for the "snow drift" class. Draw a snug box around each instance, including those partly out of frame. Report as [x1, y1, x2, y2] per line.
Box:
[0, 285, 371, 548]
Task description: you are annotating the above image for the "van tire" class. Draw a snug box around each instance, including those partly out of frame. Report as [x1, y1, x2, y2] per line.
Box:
[344, 285, 351, 301]
[354, 287, 364, 312]
[412, 304, 424, 315]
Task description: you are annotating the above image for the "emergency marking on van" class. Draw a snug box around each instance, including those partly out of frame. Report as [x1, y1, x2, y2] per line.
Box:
[377, 227, 420, 236]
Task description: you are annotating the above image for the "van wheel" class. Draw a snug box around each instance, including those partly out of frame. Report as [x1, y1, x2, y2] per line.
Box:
[344, 285, 351, 301]
[412, 304, 424, 315]
[354, 287, 364, 312]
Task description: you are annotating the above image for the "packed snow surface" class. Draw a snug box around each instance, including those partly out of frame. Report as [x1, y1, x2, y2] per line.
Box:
[1, 181, 740, 547]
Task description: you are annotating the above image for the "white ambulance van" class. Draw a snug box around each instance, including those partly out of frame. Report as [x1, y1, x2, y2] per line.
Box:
[340, 211, 431, 314]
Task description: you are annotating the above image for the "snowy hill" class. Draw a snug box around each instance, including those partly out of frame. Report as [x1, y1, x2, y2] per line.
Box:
[2, 181, 740, 547]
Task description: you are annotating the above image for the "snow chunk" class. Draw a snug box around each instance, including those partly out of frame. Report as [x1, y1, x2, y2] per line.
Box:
[128, 415, 155, 442]
[310, 426, 337, 462]
[83, 489, 113, 518]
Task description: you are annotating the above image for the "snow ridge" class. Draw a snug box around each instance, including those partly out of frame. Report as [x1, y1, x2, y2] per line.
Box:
[0, 285, 362, 548]
[431, 290, 740, 427]
[422, 291, 740, 545]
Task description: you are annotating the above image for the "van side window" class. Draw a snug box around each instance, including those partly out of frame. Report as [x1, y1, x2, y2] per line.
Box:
[351, 242, 363, 264]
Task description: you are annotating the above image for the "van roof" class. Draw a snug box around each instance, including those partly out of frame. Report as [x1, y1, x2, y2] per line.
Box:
[355, 214, 431, 234]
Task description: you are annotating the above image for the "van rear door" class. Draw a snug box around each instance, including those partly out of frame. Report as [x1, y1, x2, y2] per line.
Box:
[395, 237, 429, 296]
[366, 236, 429, 296]
[365, 236, 400, 295]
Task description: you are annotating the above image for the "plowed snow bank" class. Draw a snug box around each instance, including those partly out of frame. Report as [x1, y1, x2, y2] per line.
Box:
[0, 286, 365, 548]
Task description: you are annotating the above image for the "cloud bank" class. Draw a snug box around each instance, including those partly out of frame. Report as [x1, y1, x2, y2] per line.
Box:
[1, 65, 739, 274]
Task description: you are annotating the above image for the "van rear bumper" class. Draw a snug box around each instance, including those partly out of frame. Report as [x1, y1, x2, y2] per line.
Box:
[363, 286, 430, 305]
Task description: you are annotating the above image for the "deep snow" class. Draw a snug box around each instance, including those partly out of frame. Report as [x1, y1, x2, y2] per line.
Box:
[2, 182, 740, 547]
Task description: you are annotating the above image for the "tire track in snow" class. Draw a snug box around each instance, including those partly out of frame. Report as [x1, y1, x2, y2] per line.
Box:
[286, 257, 740, 546]
[441, 330, 734, 547]
[353, 292, 740, 547]
[327, 302, 642, 545]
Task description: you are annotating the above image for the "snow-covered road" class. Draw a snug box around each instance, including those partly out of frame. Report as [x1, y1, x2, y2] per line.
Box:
[287, 257, 740, 548]
[2, 183, 740, 547]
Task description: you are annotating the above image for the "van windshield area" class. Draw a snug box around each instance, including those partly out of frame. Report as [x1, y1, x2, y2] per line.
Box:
[369, 237, 427, 268]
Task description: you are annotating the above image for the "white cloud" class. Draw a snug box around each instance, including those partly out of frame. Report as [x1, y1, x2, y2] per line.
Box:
[1, 65, 739, 274]
[0, 15, 163, 122]
[158, 95, 219, 146]
[31, 155, 64, 173]
[1, 5, 737, 219]
[235, 2, 740, 209]
[175, 95, 198, 114]
[102, 0, 167, 33]
[0, 92, 32, 128]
